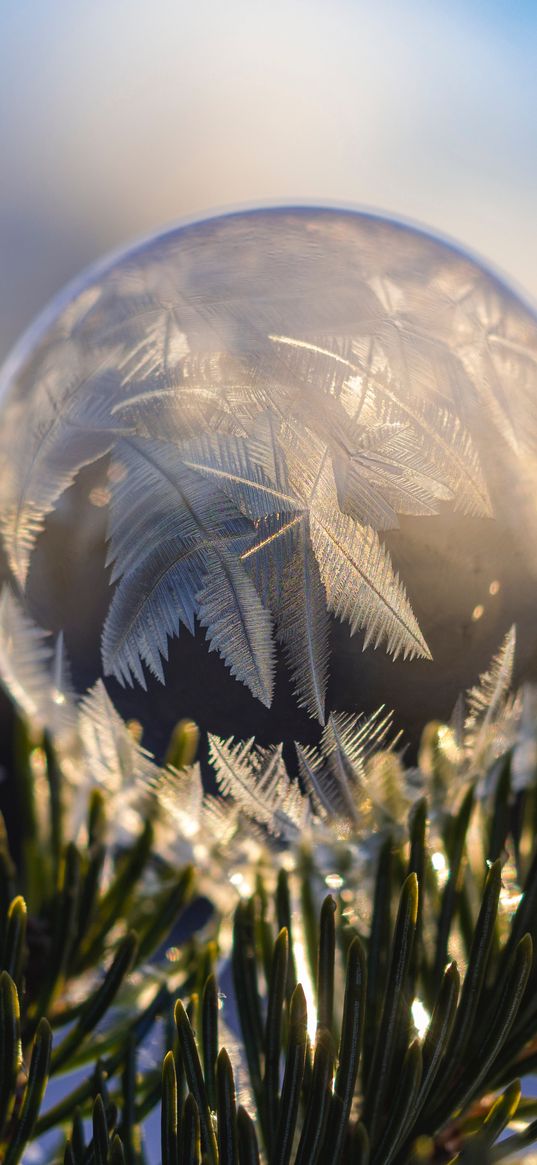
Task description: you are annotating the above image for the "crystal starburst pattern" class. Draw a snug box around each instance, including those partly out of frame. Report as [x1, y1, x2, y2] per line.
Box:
[1, 207, 536, 744]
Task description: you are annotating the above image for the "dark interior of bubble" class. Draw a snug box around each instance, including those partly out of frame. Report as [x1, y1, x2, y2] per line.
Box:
[15, 458, 537, 776]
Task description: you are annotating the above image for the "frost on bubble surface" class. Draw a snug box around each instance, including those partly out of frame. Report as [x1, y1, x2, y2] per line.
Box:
[0, 207, 536, 737]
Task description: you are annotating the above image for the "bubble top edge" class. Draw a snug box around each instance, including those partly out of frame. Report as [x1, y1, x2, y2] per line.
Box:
[0, 201, 534, 402]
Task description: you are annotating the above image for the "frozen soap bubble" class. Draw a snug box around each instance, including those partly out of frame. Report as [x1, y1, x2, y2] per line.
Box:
[0, 206, 536, 756]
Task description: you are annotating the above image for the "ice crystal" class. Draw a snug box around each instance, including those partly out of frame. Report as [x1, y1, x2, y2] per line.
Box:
[208, 734, 311, 840]
[296, 708, 395, 827]
[0, 586, 77, 745]
[78, 679, 159, 795]
[464, 625, 517, 771]
[0, 572, 528, 896]
[1, 208, 536, 741]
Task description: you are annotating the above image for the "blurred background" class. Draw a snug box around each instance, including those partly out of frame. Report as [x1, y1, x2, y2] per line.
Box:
[1, 0, 537, 370]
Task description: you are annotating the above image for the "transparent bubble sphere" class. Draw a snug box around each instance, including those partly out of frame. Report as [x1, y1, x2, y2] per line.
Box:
[1, 206, 537, 755]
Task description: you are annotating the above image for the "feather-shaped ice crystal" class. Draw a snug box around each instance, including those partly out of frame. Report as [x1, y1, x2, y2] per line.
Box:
[0, 207, 536, 749]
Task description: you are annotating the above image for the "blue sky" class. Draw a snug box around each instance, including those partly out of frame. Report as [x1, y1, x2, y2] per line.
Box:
[1, 0, 537, 358]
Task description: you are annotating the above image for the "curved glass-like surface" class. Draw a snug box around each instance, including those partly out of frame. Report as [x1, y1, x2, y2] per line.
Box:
[1, 207, 536, 753]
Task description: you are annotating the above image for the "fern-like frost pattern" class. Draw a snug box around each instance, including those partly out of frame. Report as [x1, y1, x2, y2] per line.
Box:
[0, 208, 536, 724]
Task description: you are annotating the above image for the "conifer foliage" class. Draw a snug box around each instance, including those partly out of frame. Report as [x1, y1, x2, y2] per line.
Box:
[1, 703, 537, 1162]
